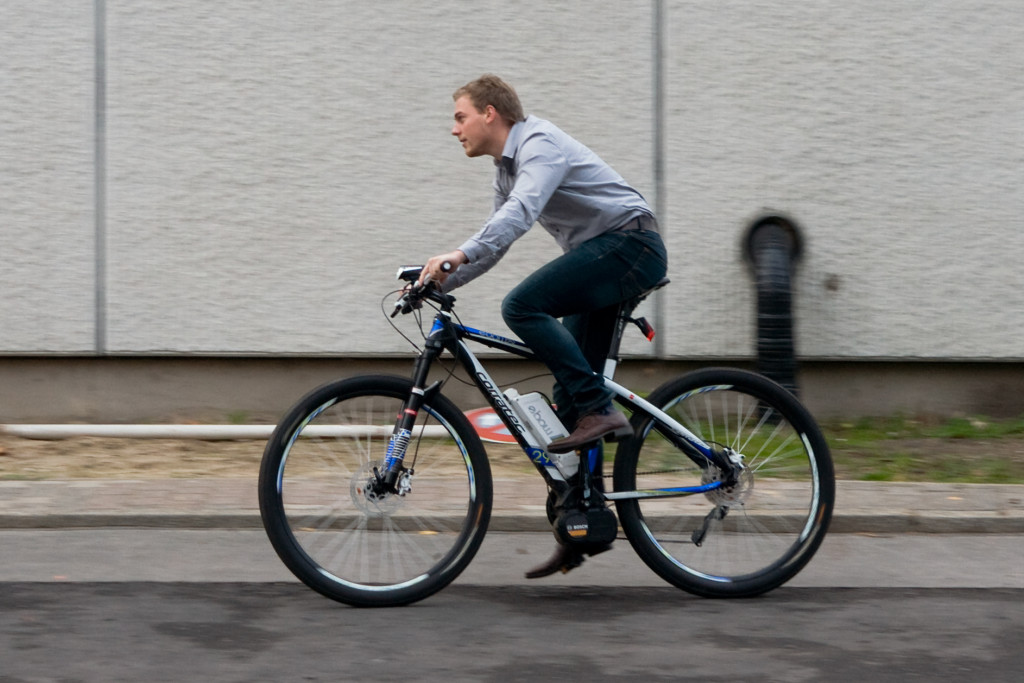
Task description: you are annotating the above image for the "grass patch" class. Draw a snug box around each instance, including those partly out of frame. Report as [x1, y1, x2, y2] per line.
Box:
[825, 414, 1024, 484]
[227, 411, 251, 425]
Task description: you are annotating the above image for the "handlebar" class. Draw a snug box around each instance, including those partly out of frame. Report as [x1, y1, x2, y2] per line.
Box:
[391, 265, 456, 317]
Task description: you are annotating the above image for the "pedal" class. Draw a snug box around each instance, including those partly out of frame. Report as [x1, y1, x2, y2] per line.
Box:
[569, 438, 601, 453]
[604, 425, 634, 443]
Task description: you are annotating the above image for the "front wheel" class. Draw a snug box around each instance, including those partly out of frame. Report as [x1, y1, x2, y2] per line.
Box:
[258, 375, 492, 607]
[613, 368, 834, 598]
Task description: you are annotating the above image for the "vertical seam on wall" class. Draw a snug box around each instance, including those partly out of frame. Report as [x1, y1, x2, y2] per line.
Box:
[652, 0, 666, 358]
[94, 0, 107, 354]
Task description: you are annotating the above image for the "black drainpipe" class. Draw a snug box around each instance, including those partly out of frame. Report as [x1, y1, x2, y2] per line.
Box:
[744, 216, 803, 396]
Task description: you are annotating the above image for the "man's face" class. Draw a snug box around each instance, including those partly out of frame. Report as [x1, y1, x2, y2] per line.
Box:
[452, 95, 493, 158]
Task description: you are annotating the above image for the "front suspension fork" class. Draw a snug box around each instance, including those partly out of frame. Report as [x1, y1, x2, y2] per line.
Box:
[378, 340, 443, 491]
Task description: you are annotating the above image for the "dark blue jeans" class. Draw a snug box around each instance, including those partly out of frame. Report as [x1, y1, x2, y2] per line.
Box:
[501, 227, 668, 426]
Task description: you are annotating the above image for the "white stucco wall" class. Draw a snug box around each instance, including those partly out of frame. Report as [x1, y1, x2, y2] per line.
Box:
[664, 0, 1024, 360]
[101, 1, 653, 354]
[0, 2, 96, 352]
[2, 1, 1021, 360]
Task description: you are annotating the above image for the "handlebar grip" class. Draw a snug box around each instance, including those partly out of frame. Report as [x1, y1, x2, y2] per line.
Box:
[421, 261, 452, 288]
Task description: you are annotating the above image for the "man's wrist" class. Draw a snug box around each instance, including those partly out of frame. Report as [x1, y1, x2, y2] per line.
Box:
[456, 240, 486, 264]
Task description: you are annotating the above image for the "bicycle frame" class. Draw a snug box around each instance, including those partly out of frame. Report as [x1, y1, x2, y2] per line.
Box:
[260, 276, 834, 606]
[383, 306, 731, 502]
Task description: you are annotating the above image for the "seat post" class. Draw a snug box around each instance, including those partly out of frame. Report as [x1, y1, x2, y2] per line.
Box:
[601, 305, 630, 380]
[602, 277, 671, 380]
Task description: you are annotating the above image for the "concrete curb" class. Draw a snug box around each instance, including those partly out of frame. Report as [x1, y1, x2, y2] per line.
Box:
[1, 480, 1020, 533]
[1, 512, 1022, 534]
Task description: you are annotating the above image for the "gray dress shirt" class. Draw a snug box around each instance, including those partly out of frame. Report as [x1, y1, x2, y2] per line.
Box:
[446, 115, 654, 290]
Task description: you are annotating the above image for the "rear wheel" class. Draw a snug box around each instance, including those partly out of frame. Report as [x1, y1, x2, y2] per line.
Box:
[613, 368, 833, 597]
[258, 375, 492, 607]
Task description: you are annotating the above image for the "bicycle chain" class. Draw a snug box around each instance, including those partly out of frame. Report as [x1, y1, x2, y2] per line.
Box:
[631, 468, 691, 477]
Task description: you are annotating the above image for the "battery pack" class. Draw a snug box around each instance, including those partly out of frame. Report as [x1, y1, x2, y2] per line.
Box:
[504, 389, 578, 478]
[503, 389, 568, 445]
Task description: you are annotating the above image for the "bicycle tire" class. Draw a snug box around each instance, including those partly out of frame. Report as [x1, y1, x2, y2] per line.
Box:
[258, 374, 492, 607]
[613, 367, 834, 598]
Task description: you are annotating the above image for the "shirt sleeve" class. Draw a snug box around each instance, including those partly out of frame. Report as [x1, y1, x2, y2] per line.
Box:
[440, 246, 507, 292]
[442, 187, 509, 291]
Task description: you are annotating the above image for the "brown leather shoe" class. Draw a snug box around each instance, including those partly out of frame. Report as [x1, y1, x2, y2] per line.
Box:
[546, 407, 631, 453]
[524, 542, 613, 579]
[524, 544, 584, 579]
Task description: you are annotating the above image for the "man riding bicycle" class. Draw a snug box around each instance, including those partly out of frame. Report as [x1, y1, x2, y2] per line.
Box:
[420, 75, 668, 578]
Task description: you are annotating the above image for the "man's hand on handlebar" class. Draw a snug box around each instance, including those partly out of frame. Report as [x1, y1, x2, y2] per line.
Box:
[391, 256, 463, 318]
[419, 250, 468, 287]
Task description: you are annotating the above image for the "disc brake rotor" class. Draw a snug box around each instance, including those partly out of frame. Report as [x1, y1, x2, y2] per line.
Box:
[350, 461, 406, 516]
[702, 463, 755, 507]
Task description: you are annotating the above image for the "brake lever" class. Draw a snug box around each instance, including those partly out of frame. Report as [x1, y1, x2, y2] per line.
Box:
[390, 299, 405, 318]
[391, 289, 418, 318]
[391, 280, 431, 318]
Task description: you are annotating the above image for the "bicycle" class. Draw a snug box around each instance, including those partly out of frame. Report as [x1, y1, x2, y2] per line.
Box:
[258, 266, 835, 607]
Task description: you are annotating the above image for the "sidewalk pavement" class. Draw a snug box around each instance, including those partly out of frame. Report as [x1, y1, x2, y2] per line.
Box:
[0, 476, 1021, 533]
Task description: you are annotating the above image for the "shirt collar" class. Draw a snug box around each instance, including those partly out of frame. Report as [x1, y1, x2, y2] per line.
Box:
[496, 116, 531, 171]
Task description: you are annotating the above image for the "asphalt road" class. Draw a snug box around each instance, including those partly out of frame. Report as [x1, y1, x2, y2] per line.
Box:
[1, 530, 1022, 682]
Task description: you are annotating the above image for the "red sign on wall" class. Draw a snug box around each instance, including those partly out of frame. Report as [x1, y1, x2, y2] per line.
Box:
[463, 407, 517, 444]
